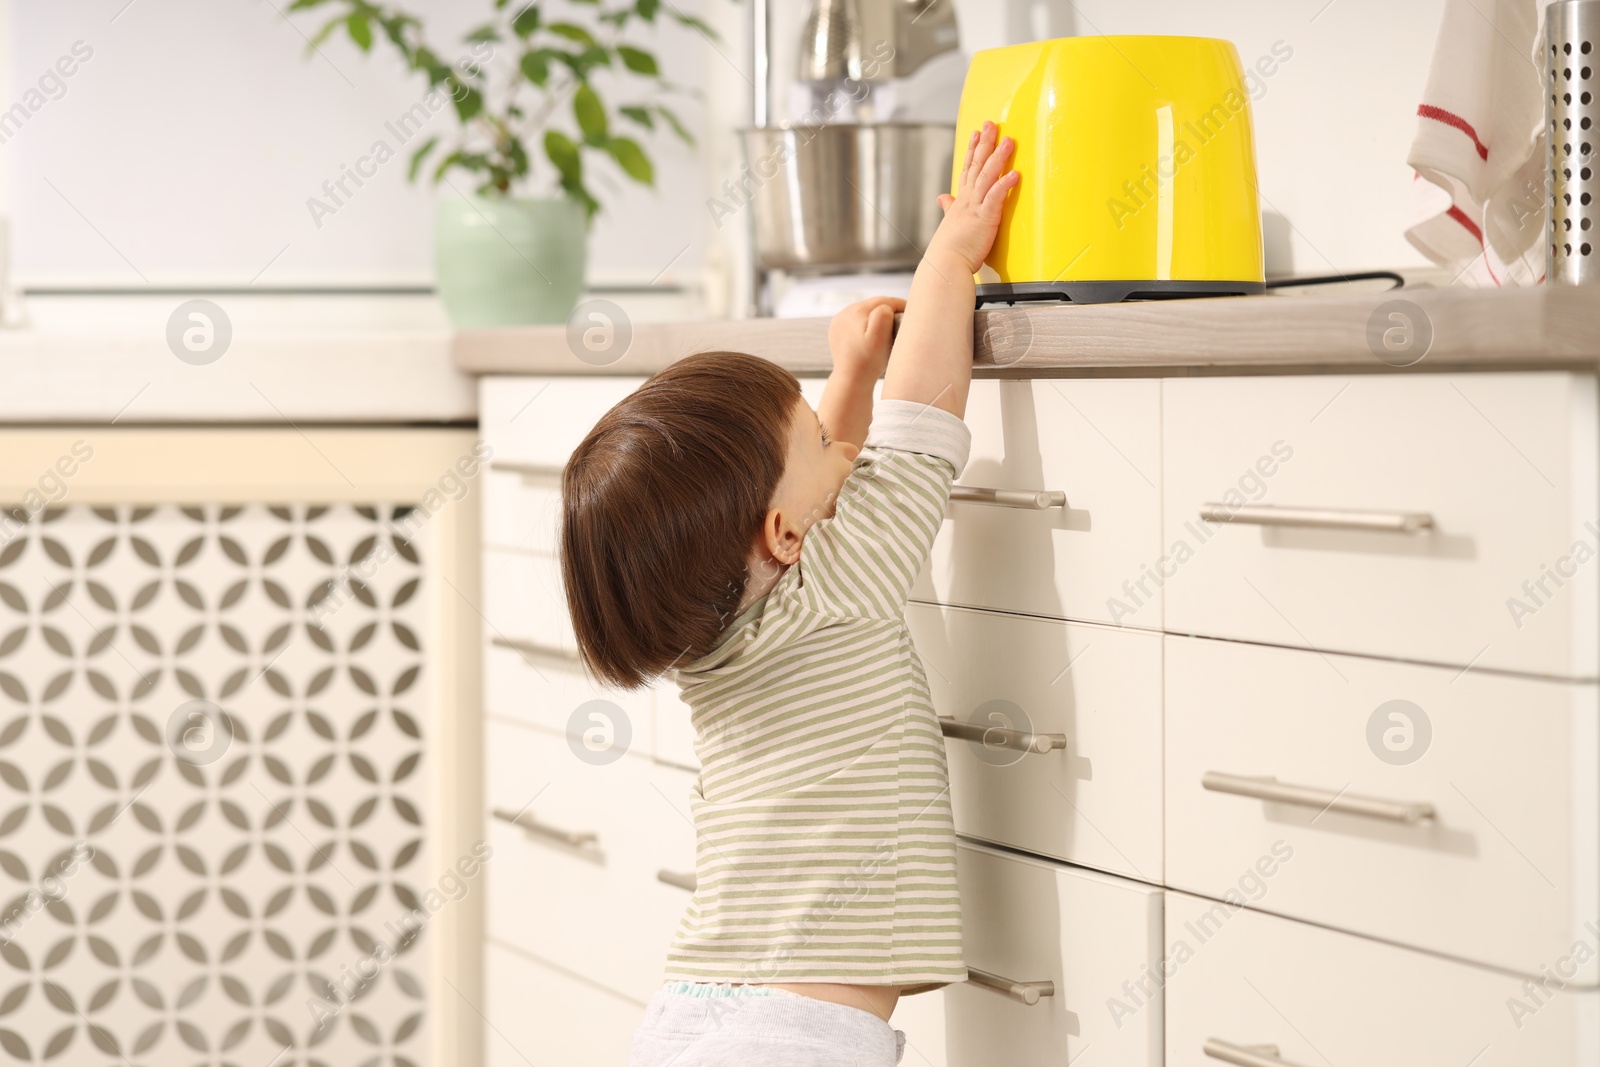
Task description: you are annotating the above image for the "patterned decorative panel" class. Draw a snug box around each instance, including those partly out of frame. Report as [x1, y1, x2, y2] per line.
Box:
[0, 503, 430, 1067]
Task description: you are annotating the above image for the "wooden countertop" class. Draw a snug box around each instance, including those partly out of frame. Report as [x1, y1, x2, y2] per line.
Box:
[453, 284, 1600, 379]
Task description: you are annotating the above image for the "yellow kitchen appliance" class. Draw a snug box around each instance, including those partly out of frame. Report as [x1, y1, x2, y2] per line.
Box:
[953, 35, 1266, 304]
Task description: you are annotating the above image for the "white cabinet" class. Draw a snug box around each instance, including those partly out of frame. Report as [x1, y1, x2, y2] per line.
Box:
[1164, 633, 1600, 981]
[485, 721, 697, 1005]
[1162, 373, 1600, 678]
[485, 941, 645, 1067]
[479, 368, 1600, 1067]
[945, 841, 1164, 1067]
[911, 378, 1165, 630]
[1164, 891, 1600, 1067]
[907, 603, 1163, 881]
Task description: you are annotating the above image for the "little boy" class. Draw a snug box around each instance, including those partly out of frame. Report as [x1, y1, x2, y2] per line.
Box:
[561, 121, 1018, 1066]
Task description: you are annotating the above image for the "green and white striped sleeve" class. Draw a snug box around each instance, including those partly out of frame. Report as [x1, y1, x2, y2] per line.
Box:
[796, 399, 972, 620]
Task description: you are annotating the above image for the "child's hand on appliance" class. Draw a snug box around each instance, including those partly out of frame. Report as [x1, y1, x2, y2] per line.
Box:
[929, 120, 1020, 275]
[828, 296, 906, 385]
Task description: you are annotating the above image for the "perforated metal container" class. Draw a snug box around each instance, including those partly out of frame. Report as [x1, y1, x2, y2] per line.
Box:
[1548, 1, 1600, 283]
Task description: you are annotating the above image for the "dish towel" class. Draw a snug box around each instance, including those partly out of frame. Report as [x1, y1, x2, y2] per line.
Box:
[1406, 0, 1550, 285]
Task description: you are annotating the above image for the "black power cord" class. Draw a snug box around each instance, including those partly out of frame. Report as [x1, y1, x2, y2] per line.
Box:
[1265, 270, 1407, 291]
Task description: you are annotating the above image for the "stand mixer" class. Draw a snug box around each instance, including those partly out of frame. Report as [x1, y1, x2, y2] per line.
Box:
[741, 0, 964, 316]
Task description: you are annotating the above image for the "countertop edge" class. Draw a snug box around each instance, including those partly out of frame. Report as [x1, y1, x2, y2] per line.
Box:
[452, 286, 1600, 378]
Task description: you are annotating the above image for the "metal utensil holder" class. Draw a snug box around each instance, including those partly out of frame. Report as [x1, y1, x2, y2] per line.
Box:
[1548, 1, 1600, 283]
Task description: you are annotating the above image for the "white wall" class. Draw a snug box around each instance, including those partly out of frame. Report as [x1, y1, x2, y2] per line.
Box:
[6, 0, 719, 288]
[7, 0, 1450, 291]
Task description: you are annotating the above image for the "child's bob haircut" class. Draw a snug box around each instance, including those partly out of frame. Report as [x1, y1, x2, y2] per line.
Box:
[560, 351, 802, 689]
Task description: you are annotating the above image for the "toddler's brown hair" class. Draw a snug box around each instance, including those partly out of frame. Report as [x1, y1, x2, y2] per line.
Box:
[560, 351, 801, 689]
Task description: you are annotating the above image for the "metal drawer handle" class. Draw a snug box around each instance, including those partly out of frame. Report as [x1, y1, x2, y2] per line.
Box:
[492, 807, 599, 848]
[939, 716, 1067, 755]
[492, 635, 581, 664]
[490, 460, 563, 481]
[951, 485, 1067, 510]
[1199, 502, 1434, 534]
[1202, 771, 1437, 826]
[1204, 1040, 1296, 1067]
[966, 966, 1055, 1006]
[657, 869, 696, 891]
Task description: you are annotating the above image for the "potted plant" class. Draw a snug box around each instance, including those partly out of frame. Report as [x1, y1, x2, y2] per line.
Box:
[290, 0, 717, 326]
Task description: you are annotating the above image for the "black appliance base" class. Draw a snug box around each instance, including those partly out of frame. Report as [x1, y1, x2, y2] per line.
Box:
[975, 279, 1267, 307]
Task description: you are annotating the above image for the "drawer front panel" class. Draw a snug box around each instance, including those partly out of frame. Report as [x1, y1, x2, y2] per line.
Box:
[910, 378, 1164, 629]
[1162, 373, 1599, 677]
[484, 640, 653, 753]
[480, 375, 647, 468]
[485, 941, 644, 1067]
[484, 467, 559, 554]
[1165, 634, 1600, 981]
[485, 721, 696, 1002]
[483, 548, 572, 653]
[1164, 891, 1600, 1067]
[908, 604, 1163, 880]
[947, 841, 1163, 1067]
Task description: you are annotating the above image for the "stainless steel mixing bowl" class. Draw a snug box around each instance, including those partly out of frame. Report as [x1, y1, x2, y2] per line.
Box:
[739, 123, 955, 273]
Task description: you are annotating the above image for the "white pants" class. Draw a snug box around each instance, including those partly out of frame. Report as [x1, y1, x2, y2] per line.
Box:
[627, 985, 907, 1066]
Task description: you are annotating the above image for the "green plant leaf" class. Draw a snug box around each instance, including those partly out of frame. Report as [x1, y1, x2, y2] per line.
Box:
[519, 50, 551, 86]
[655, 103, 695, 146]
[287, 0, 336, 10]
[544, 129, 583, 187]
[605, 137, 653, 185]
[305, 16, 343, 53]
[619, 105, 654, 130]
[616, 46, 658, 76]
[451, 82, 485, 122]
[547, 22, 598, 48]
[507, 137, 530, 179]
[671, 12, 717, 40]
[573, 83, 608, 143]
[380, 15, 415, 51]
[635, 0, 660, 21]
[345, 12, 373, 50]
[407, 137, 440, 182]
[464, 24, 500, 43]
[510, 3, 540, 36]
[434, 150, 491, 183]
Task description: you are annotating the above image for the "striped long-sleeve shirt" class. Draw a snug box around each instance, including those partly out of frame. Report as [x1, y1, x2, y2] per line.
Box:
[663, 399, 972, 987]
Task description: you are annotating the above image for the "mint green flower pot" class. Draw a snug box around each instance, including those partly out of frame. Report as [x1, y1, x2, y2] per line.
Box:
[435, 194, 587, 327]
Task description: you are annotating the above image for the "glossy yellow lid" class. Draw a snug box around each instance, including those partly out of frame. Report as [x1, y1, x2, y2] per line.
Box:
[954, 35, 1265, 298]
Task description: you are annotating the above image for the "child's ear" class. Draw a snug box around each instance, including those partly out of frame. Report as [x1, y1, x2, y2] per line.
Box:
[760, 505, 803, 565]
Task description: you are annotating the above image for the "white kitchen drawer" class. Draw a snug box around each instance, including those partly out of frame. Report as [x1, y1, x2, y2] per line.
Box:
[485, 940, 645, 1067]
[944, 839, 1163, 1067]
[484, 639, 653, 755]
[1164, 891, 1600, 1067]
[907, 603, 1162, 881]
[480, 375, 647, 468]
[484, 466, 560, 554]
[485, 720, 697, 1002]
[1163, 373, 1600, 677]
[483, 547, 573, 653]
[910, 378, 1164, 629]
[1165, 633, 1600, 983]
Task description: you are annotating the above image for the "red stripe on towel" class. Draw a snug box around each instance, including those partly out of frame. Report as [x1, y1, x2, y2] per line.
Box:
[1448, 204, 1484, 243]
[1418, 104, 1490, 161]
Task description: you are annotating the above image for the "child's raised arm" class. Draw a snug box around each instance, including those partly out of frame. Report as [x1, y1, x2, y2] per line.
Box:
[882, 121, 1019, 421]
